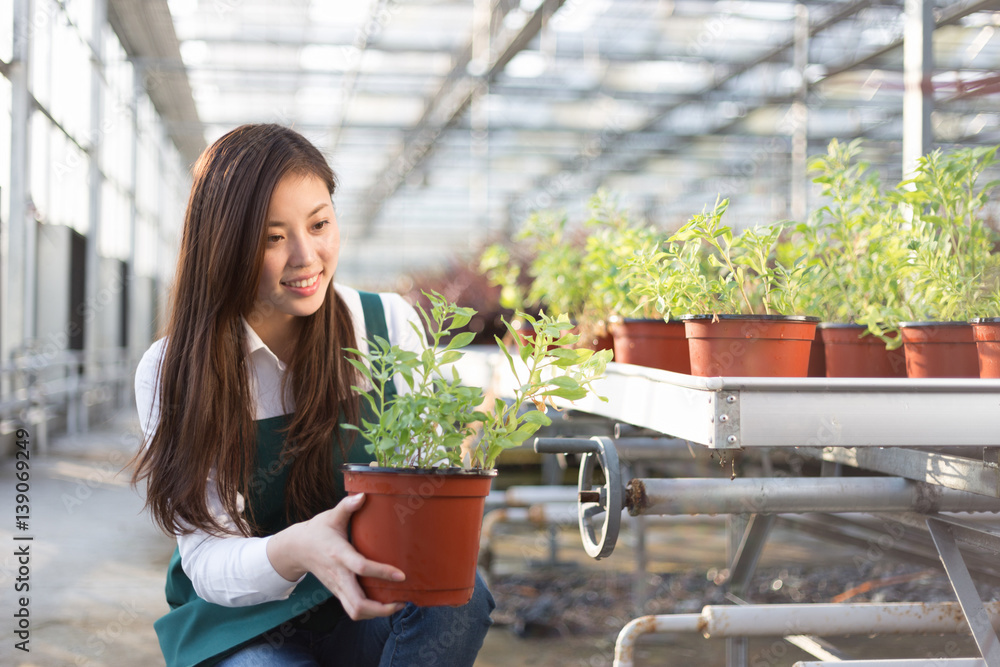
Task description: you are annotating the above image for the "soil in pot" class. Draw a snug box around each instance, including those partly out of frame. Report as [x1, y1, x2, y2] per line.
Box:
[972, 318, 1000, 378]
[899, 322, 979, 378]
[819, 323, 907, 378]
[682, 315, 819, 377]
[343, 466, 495, 607]
[608, 318, 690, 373]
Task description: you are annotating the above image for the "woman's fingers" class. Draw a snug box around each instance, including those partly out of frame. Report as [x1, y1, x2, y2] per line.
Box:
[326, 492, 366, 528]
[351, 554, 406, 583]
[321, 534, 406, 591]
[334, 574, 405, 620]
[305, 495, 407, 619]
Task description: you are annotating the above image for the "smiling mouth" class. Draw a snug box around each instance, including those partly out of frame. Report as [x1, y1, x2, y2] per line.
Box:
[282, 273, 320, 288]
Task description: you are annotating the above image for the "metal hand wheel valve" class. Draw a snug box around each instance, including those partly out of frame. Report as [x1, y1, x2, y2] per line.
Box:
[534, 436, 623, 559]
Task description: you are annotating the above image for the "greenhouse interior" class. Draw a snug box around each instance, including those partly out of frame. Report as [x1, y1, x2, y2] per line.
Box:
[4, 0, 1000, 665]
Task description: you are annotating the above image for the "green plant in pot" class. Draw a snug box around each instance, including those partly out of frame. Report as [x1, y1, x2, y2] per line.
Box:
[887, 145, 1000, 377]
[636, 196, 818, 377]
[479, 208, 599, 347]
[576, 191, 690, 371]
[342, 291, 610, 606]
[783, 139, 911, 377]
[481, 192, 676, 360]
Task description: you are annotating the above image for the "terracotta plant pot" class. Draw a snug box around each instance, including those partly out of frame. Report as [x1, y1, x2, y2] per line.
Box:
[807, 331, 826, 377]
[898, 321, 979, 378]
[971, 318, 1000, 378]
[608, 318, 690, 373]
[818, 323, 907, 378]
[681, 314, 819, 377]
[342, 466, 496, 607]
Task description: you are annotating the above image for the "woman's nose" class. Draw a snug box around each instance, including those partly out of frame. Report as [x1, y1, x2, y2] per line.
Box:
[288, 233, 317, 267]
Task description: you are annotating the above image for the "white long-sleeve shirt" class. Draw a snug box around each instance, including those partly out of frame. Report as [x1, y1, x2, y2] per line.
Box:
[134, 285, 424, 607]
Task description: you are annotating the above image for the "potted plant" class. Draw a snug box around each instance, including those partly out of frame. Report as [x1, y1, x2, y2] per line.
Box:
[478, 208, 607, 349]
[635, 196, 818, 377]
[578, 192, 689, 372]
[889, 146, 1000, 378]
[784, 139, 909, 377]
[342, 292, 611, 606]
[480, 192, 692, 370]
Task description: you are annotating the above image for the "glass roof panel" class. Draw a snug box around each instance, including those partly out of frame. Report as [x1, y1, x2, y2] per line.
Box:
[148, 0, 1000, 285]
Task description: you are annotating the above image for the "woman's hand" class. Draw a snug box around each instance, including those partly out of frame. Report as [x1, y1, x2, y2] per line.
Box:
[266, 493, 406, 620]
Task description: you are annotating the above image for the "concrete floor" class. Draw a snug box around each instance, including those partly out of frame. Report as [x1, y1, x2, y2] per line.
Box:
[0, 409, 173, 667]
[0, 408, 988, 667]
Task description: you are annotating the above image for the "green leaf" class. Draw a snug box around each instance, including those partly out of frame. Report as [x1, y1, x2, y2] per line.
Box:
[540, 386, 588, 401]
[439, 349, 462, 366]
[496, 335, 518, 376]
[446, 331, 476, 351]
[508, 423, 541, 445]
[547, 375, 582, 390]
[522, 410, 552, 426]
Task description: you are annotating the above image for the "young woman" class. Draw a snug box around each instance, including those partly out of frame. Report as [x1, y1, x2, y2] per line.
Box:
[132, 124, 494, 667]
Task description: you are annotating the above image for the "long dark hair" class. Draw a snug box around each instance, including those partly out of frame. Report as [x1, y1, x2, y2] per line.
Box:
[132, 124, 360, 537]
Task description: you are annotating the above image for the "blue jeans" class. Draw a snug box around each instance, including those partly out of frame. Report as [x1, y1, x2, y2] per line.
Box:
[216, 573, 495, 667]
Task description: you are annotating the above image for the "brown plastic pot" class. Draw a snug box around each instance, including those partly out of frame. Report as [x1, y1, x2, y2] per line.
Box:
[972, 318, 1000, 378]
[807, 332, 826, 377]
[898, 321, 979, 378]
[608, 318, 690, 373]
[818, 323, 907, 378]
[681, 314, 819, 377]
[342, 465, 496, 607]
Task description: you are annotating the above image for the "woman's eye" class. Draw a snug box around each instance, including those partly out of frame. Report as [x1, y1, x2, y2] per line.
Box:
[313, 219, 329, 231]
[267, 234, 283, 243]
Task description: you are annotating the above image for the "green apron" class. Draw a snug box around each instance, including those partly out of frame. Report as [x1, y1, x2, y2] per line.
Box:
[155, 291, 392, 667]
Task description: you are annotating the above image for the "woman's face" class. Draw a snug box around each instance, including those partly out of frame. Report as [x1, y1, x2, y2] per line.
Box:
[249, 171, 340, 343]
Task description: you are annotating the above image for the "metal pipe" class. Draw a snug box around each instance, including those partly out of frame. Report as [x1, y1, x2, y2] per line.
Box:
[795, 662, 985, 666]
[704, 602, 1000, 637]
[614, 614, 703, 667]
[504, 485, 578, 506]
[627, 477, 1000, 516]
[614, 604, 1000, 667]
[614, 438, 691, 462]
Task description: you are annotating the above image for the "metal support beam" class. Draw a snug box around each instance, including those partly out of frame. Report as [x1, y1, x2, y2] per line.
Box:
[84, 0, 108, 430]
[790, 4, 809, 221]
[726, 514, 749, 667]
[903, 0, 934, 175]
[128, 68, 141, 362]
[808, 446, 1000, 498]
[627, 477, 1000, 517]
[5, 0, 33, 371]
[927, 518, 1000, 666]
[727, 513, 777, 598]
[358, 0, 567, 233]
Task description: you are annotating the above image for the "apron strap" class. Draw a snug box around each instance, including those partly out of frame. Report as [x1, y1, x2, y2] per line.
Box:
[356, 290, 397, 399]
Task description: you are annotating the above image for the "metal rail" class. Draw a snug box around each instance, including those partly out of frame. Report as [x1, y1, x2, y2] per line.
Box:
[614, 603, 1000, 667]
[0, 347, 133, 452]
[462, 351, 1000, 450]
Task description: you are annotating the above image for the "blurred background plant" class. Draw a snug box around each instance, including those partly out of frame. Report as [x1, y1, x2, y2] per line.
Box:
[890, 145, 1000, 323]
[781, 139, 912, 346]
